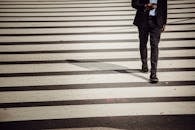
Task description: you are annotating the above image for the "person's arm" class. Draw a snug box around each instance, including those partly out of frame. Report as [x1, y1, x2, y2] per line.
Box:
[131, 0, 146, 10]
[162, 0, 167, 32]
[132, 0, 156, 11]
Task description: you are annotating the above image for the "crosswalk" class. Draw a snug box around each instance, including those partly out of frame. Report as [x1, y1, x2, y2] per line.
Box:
[0, 0, 195, 129]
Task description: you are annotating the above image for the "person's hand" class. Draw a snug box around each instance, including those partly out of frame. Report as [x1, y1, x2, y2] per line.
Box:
[145, 3, 157, 10]
[145, 3, 152, 10]
[161, 25, 166, 32]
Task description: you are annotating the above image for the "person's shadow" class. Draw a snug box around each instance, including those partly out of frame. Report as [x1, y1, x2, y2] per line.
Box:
[66, 59, 148, 81]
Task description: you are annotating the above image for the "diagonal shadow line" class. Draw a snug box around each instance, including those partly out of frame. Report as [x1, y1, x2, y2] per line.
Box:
[66, 59, 149, 81]
[114, 69, 149, 81]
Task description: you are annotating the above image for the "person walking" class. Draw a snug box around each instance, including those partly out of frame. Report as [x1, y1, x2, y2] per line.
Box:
[132, 0, 167, 83]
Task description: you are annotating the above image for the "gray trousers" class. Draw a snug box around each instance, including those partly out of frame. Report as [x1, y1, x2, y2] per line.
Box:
[138, 17, 161, 73]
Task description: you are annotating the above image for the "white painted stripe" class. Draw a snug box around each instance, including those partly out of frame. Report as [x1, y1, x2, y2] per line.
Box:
[0, 7, 132, 12]
[0, 7, 194, 13]
[0, 27, 138, 34]
[0, 60, 194, 73]
[0, 9, 194, 17]
[168, 18, 195, 24]
[0, 0, 130, 1]
[0, 33, 140, 42]
[0, 3, 132, 8]
[0, 0, 193, 4]
[1, 0, 194, 4]
[0, 13, 194, 22]
[0, 11, 133, 16]
[0, 86, 194, 103]
[2, 0, 194, 2]
[0, 42, 139, 52]
[0, 63, 90, 73]
[0, 102, 195, 122]
[0, 25, 194, 34]
[0, 13, 192, 20]
[168, 8, 195, 13]
[0, 16, 133, 22]
[168, 0, 195, 4]
[0, 6, 194, 11]
[0, 20, 193, 28]
[0, 10, 193, 17]
[167, 4, 195, 9]
[168, 13, 195, 18]
[0, 50, 194, 61]
[0, 25, 193, 34]
[165, 25, 195, 31]
[0, 0, 131, 4]
[0, 0, 129, 1]
[0, 21, 133, 27]
[0, 3, 194, 8]
[0, 32, 194, 42]
[0, 71, 194, 87]
[0, 40, 194, 52]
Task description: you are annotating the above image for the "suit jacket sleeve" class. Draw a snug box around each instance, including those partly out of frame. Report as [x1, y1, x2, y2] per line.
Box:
[131, 0, 145, 10]
[162, 0, 167, 25]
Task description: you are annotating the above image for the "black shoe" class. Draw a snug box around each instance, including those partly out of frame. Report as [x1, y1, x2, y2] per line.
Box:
[150, 73, 159, 83]
[141, 65, 148, 73]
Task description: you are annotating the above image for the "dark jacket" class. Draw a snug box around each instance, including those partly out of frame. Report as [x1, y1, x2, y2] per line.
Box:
[132, 0, 167, 28]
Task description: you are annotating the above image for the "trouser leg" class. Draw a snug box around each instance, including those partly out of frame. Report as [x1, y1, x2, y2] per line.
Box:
[138, 26, 149, 65]
[149, 24, 161, 73]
